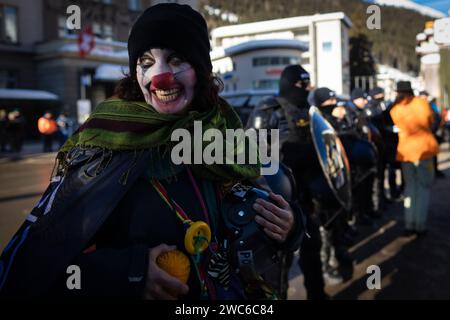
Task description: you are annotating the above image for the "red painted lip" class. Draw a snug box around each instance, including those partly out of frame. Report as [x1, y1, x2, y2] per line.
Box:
[151, 88, 184, 105]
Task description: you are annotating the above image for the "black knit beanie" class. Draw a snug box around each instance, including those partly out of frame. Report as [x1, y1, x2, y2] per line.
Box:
[314, 87, 336, 107]
[128, 3, 212, 78]
[351, 88, 367, 101]
[369, 86, 384, 98]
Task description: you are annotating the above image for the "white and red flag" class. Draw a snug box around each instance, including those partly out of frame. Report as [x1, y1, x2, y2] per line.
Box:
[77, 25, 95, 58]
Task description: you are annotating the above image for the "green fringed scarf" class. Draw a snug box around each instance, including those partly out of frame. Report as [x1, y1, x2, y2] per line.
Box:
[58, 98, 261, 182]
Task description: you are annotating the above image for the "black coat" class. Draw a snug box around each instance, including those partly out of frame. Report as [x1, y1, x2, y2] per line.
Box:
[0, 147, 303, 299]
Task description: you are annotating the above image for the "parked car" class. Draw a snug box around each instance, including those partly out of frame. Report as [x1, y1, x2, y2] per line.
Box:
[221, 89, 277, 125]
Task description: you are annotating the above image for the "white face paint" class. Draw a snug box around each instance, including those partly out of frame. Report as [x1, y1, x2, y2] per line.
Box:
[136, 48, 197, 115]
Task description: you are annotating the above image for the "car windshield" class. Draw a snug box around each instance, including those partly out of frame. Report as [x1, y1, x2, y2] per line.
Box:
[248, 95, 268, 107]
[224, 96, 249, 107]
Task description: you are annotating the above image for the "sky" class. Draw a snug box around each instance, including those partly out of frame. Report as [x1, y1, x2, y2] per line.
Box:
[413, 0, 450, 15]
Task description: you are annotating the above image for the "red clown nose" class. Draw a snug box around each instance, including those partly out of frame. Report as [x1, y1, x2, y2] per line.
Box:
[150, 72, 179, 91]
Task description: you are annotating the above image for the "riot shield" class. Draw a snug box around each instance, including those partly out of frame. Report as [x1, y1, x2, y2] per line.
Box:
[309, 106, 352, 210]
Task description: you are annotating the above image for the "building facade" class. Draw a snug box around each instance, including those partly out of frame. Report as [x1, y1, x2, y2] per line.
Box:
[0, 0, 197, 132]
[212, 39, 307, 93]
[210, 12, 352, 96]
[416, 19, 450, 109]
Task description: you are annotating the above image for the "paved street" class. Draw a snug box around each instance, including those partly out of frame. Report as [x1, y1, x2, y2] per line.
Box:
[0, 145, 449, 299]
[288, 144, 450, 299]
[0, 151, 57, 251]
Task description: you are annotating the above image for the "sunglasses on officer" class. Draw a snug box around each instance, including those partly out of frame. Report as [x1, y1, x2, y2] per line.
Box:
[295, 79, 311, 89]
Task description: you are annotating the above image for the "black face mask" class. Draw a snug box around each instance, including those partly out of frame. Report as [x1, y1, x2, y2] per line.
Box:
[280, 86, 310, 108]
[320, 104, 337, 116]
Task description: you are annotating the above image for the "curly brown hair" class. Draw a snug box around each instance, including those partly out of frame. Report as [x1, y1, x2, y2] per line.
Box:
[113, 68, 224, 112]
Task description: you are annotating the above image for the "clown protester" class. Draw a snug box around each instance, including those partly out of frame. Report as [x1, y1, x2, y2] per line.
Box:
[0, 4, 304, 300]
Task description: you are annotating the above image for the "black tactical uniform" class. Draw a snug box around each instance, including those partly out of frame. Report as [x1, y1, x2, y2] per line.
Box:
[318, 88, 379, 222]
[247, 65, 338, 299]
[368, 87, 403, 200]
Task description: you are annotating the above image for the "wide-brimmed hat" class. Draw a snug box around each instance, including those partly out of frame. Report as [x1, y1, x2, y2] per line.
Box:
[396, 81, 413, 93]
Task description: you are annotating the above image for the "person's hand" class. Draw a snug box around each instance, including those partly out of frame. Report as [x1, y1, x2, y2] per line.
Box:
[143, 244, 189, 300]
[332, 106, 346, 119]
[252, 192, 295, 243]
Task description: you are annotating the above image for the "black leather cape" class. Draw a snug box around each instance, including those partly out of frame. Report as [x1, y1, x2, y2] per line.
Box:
[0, 146, 304, 298]
[0, 147, 152, 297]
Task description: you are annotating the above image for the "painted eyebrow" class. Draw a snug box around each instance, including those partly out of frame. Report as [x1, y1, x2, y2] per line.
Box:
[141, 49, 177, 59]
[140, 52, 154, 60]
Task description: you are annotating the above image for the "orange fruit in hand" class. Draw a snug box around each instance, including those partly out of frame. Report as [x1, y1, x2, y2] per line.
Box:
[156, 249, 191, 284]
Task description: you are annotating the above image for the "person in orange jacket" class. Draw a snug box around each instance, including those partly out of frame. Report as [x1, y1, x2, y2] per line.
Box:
[390, 81, 439, 236]
[38, 111, 58, 152]
[419, 91, 445, 178]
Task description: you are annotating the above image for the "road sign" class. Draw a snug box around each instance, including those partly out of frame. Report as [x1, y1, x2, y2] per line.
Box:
[77, 99, 91, 125]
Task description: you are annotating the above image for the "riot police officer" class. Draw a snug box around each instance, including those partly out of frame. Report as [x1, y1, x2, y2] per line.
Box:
[314, 87, 379, 224]
[351, 88, 384, 215]
[368, 87, 388, 118]
[368, 87, 402, 203]
[247, 65, 344, 299]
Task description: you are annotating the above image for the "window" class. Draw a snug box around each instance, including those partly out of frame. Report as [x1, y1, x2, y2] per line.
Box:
[91, 23, 114, 41]
[0, 5, 18, 43]
[128, 0, 141, 11]
[252, 79, 279, 90]
[103, 24, 113, 41]
[252, 56, 300, 67]
[0, 69, 18, 88]
[58, 16, 66, 38]
[289, 56, 300, 64]
[300, 57, 309, 65]
[253, 57, 270, 66]
[58, 15, 76, 38]
[92, 23, 102, 38]
[322, 41, 333, 52]
[270, 57, 280, 65]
